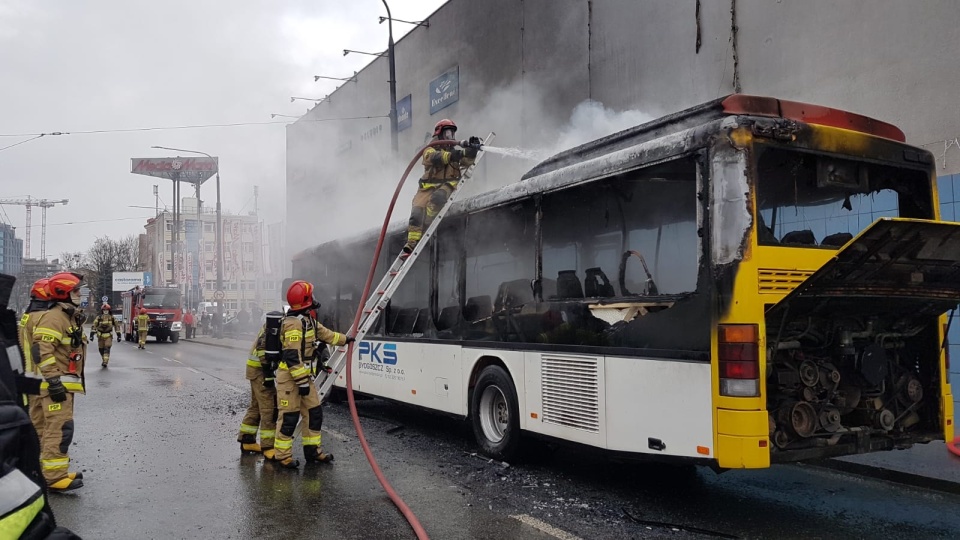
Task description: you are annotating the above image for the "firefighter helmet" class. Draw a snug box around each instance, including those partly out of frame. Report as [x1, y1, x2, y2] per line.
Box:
[30, 278, 50, 300]
[433, 119, 457, 137]
[47, 272, 83, 302]
[102, 303, 111, 311]
[286, 280, 317, 312]
[140, 308, 147, 315]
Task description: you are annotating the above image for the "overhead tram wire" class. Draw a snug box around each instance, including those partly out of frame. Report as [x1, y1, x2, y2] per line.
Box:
[31, 216, 154, 227]
[0, 115, 391, 138]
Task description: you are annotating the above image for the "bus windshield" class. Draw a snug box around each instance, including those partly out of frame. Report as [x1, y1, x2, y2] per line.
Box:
[142, 291, 180, 309]
[755, 147, 933, 248]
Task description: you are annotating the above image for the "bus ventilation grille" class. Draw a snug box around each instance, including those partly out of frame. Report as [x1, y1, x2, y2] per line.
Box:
[541, 355, 601, 433]
[757, 269, 813, 294]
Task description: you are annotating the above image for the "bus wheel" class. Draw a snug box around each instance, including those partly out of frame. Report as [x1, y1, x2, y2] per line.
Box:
[471, 365, 520, 461]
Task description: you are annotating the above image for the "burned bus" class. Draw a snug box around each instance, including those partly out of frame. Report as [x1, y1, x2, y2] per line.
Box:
[293, 95, 956, 468]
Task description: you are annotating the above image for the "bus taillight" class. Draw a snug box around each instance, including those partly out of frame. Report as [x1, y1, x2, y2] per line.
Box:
[944, 323, 951, 373]
[718, 324, 760, 397]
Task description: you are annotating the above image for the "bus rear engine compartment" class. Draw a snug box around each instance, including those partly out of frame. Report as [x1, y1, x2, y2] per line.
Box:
[766, 314, 938, 455]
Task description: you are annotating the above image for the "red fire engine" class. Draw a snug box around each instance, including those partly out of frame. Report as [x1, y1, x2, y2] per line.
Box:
[121, 286, 182, 343]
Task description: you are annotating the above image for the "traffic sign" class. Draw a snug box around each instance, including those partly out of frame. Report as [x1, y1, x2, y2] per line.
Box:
[80, 301, 89, 308]
[101, 295, 109, 302]
[213, 290, 225, 300]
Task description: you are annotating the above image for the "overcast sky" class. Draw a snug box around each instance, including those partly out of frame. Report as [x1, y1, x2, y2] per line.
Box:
[0, 0, 445, 261]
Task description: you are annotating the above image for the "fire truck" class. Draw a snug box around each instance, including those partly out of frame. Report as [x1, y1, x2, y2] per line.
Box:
[121, 286, 182, 343]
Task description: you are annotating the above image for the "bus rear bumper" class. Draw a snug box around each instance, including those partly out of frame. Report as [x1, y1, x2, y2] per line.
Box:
[716, 409, 770, 469]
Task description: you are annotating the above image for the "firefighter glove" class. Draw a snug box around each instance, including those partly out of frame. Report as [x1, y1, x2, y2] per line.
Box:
[345, 335, 356, 344]
[298, 383, 311, 396]
[47, 378, 67, 402]
[449, 148, 464, 162]
[89, 330, 95, 340]
[263, 377, 275, 389]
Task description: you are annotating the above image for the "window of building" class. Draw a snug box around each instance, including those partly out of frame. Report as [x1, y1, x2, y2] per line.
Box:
[243, 242, 253, 253]
[243, 261, 255, 272]
[204, 223, 214, 232]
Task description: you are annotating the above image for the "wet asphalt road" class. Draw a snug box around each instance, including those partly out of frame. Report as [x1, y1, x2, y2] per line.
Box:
[48, 338, 960, 539]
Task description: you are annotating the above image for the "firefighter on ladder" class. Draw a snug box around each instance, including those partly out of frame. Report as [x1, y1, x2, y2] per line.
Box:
[402, 119, 482, 256]
[90, 303, 121, 367]
[273, 280, 353, 469]
[237, 320, 277, 459]
[136, 308, 149, 349]
[30, 272, 87, 492]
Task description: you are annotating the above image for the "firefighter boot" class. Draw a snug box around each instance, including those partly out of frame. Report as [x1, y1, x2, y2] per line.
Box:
[67, 472, 83, 481]
[239, 434, 262, 454]
[48, 477, 83, 493]
[262, 447, 276, 461]
[303, 445, 334, 464]
[275, 457, 300, 469]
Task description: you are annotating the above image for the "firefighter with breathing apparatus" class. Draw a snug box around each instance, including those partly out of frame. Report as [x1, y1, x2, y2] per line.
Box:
[30, 272, 87, 492]
[402, 119, 483, 256]
[272, 280, 353, 469]
[237, 314, 279, 459]
[136, 308, 149, 349]
[90, 303, 121, 367]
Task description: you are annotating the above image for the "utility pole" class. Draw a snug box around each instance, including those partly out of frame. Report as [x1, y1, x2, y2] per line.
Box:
[382, 0, 399, 153]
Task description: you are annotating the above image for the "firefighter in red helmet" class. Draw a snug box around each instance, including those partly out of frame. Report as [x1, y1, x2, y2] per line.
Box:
[19, 279, 55, 430]
[272, 280, 353, 469]
[90, 303, 121, 367]
[29, 272, 86, 492]
[402, 119, 483, 256]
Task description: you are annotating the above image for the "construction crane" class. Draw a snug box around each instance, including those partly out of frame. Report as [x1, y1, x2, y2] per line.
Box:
[0, 196, 69, 260]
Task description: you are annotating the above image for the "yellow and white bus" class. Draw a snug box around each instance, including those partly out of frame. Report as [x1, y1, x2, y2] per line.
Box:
[293, 95, 956, 469]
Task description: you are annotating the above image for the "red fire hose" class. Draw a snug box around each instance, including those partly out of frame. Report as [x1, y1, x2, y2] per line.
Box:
[949, 435, 960, 458]
[342, 139, 462, 540]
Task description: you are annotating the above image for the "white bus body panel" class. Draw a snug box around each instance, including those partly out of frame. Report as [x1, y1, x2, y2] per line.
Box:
[343, 341, 713, 458]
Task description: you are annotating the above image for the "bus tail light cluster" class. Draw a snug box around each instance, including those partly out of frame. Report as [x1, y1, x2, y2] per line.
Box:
[719, 324, 760, 397]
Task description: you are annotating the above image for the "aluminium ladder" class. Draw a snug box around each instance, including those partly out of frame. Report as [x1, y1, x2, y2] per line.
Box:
[315, 132, 496, 403]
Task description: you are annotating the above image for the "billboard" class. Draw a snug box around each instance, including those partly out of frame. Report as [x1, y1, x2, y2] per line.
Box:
[113, 271, 145, 290]
[130, 157, 218, 183]
[429, 66, 459, 115]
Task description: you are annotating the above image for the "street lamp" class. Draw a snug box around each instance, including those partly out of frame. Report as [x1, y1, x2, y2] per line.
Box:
[343, 49, 387, 57]
[381, 0, 399, 153]
[270, 113, 300, 119]
[378, 16, 429, 27]
[150, 145, 223, 338]
[313, 72, 358, 83]
[290, 96, 327, 103]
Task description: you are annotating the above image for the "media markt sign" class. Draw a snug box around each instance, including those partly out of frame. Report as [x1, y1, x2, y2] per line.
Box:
[429, 66, 459, 115]
[397, 94, 412, 132]
[130, 157, 218, 183]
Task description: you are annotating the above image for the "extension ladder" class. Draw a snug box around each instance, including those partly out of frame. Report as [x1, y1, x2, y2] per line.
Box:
[315, 132, 496, 402]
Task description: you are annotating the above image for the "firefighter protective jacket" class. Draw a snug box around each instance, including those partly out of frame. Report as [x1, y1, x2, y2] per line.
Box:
[419, 145, 476, 188]
[92, 313, 120, 337]
[246, 325, 268, 380]
[136, 313, 149, 332]
[279, 314, 346, 383]
[31, 303, 85, 393]
[17, 302, 53, 395]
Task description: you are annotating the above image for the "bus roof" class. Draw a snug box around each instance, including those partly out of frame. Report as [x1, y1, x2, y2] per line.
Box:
[524, 94, 905, 180]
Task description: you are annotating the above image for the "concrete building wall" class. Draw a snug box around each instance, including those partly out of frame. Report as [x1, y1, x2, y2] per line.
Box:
[287, 0, 960, 254]
[0, 223, 23, 276]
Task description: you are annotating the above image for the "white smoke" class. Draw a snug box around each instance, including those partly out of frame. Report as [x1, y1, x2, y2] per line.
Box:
[550, 100, 656, 155]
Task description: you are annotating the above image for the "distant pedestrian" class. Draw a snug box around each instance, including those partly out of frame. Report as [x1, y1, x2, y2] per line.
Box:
[237, 307, 250, 332]
[184, 310, 195, 339]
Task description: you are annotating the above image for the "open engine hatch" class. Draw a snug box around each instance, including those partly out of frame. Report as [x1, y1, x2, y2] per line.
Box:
[766, 218, 960, 327]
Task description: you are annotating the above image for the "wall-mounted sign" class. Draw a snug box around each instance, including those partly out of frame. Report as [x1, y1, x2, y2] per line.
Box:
[397, 94, 412, 132]
[429, 66, 459, 115]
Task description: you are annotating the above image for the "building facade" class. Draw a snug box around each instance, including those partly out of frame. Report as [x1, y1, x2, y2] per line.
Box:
[0, 223, 23, 277]
[142, 198, 283, 314]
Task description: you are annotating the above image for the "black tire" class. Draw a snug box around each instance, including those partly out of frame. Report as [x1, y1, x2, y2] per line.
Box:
[125, 333, 132, 342]
[470, 365, 520, 461]
[171, 333, 180, 343]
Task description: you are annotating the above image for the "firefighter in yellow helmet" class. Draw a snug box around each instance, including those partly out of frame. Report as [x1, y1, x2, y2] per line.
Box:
[402, 119, 482, 256]
[237, 322, 277, 458]
[30, 272, 86, 492]
[90, 303, 121, 367]
[136, 308, 150, 349]
[273, 280, 353, 469]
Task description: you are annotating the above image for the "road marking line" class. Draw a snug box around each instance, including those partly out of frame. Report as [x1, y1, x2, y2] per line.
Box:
[223, 384, 242, 393]
[510, 515, 582, 540]
[163, 358, 172, 362]
[187, 368, 200, 374]
[173, 359, 183, 364]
